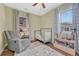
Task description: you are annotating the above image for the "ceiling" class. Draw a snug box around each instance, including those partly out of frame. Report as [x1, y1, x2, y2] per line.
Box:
[4, 3, 62, 16]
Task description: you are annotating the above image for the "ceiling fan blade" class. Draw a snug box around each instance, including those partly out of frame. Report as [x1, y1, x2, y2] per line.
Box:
[32, 3, 38, 6]
[42, 3, 45, 8]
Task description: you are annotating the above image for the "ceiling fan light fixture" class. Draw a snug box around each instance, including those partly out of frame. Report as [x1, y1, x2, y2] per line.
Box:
[32, 3, 46, 8]
[42, 3, 45, 8]
[32, 3, 38, 6]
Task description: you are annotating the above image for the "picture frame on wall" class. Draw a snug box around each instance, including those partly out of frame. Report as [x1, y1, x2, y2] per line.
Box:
[18, 16, 30, 39]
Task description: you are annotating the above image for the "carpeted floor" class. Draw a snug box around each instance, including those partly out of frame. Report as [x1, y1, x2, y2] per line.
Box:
[0, 48, 14, 56]
[15, 41, 64, 56]
[1, 40, 76, 56]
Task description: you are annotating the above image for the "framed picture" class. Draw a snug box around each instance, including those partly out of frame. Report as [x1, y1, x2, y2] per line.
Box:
[18, 17, 30, 38]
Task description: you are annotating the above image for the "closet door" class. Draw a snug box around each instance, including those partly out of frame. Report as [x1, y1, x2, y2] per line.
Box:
[73, 3, 79, 53]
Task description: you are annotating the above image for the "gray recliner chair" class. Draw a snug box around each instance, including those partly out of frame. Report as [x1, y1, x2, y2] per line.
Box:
[5, 31, 30, 53]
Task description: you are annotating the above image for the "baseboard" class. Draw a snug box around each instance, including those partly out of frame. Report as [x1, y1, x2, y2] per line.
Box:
[0, 48, 4, 55]
[0, 43, 8, 55]
[4, 43, 8, 48]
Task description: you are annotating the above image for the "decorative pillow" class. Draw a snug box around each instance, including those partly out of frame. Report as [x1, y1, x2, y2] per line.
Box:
[59, 31, 73, 40]
[59, 31, 67, 39]
[67, 32, 73, 40]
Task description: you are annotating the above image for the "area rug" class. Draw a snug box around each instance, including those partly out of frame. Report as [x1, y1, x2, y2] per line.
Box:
[15, 41, 64, 56]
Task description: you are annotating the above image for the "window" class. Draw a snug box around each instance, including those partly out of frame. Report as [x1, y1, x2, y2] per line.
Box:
[60, 9, 73, 32]
[55, 8, 74, 49]
[61, 9, 73, 24]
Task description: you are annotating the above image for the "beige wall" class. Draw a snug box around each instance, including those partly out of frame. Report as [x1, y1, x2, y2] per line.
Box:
[0, 4, 6, 54]
[29, 10, 56, 40]
[0, 4, 16, 54]
[40, 10, 56, 28]
[29, 14, 41, 40]
[5, 7, 16, 31]
[40, 10, 56, 43]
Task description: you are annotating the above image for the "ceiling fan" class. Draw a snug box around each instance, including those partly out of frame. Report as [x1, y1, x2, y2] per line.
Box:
[32, 3, 46, 8]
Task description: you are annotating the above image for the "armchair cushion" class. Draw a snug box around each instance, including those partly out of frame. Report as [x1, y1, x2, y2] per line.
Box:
[5, 31, 30, 53]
